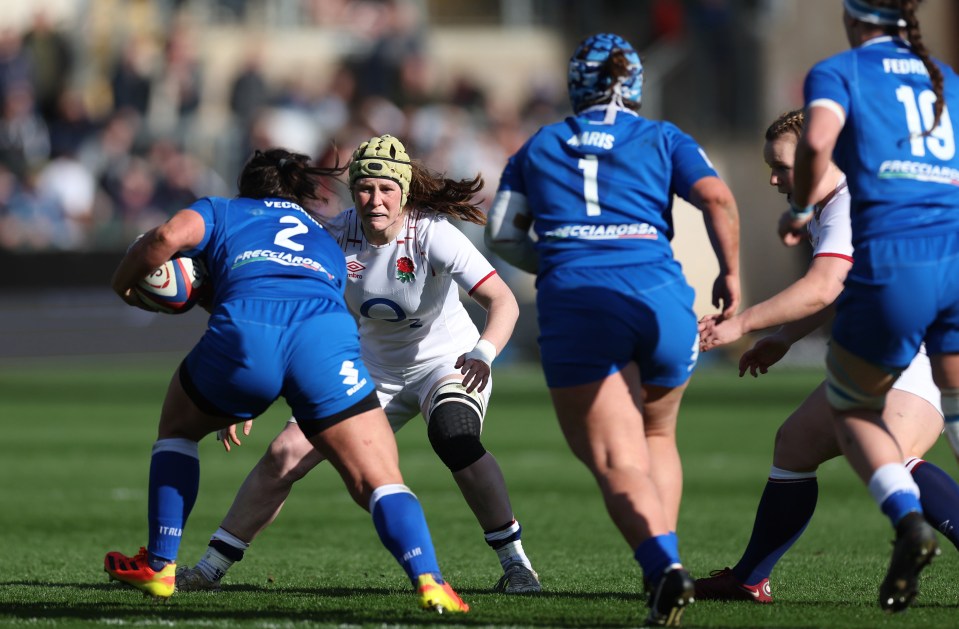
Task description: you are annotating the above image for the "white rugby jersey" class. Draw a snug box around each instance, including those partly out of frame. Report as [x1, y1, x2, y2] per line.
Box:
[327, 208, 497, 370]
[804, 176, 939, 411]
[808, 177, 852, 262]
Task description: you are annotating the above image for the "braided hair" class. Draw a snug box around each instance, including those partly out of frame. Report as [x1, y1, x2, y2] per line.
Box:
[866, 0, 944, 134]
[765, 109, 805, 141]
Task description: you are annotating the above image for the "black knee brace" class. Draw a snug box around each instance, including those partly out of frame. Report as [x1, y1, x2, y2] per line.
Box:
[427, 391, 486, 473]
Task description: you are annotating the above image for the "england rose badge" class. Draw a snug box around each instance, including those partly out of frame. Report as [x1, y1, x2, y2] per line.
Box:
[396, 256, 415, 282]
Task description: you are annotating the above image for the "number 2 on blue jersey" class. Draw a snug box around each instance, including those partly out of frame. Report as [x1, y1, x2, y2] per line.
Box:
[275, 215, 309, 251]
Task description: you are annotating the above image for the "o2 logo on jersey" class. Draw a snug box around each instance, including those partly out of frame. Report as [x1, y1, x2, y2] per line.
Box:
[359, 298, 423, 328]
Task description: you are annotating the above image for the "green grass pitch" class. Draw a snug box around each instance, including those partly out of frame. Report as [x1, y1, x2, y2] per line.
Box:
[1, 355, 956, 627]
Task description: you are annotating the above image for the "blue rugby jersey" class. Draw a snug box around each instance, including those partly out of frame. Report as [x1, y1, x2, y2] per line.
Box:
[183, 196, 346, 305]
[496, 104, 718, 276]
[804, 36, 959, 243]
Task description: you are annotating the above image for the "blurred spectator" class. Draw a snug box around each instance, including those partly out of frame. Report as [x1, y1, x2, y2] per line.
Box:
[110, 36, 154, 117]
[348, 0, 426, 104]
[0, 29, 31, 107]
[155, 25, 203, 135]
[0, 166, 66, 250]
[312, 62, 355, 138]
[22, 10, 74, 120]
[35, 152, 98, 249]
[113, 156, 167, 242]
[229, 51, 270, 128]
[0, 82, 50, 179]
[47, 88, 100, 159]
[149, 138, 229, 211]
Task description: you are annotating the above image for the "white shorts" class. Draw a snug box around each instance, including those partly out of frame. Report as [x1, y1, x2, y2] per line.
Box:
[892, 345, 942, 415]
[369, 356, 492, 432]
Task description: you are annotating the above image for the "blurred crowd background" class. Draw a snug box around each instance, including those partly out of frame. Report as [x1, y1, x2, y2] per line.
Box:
[0, 0, 787, 253]
[1, 0, 956, 360]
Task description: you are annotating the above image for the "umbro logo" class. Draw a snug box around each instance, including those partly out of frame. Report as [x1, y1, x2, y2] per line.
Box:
[346, 261, 366, 273]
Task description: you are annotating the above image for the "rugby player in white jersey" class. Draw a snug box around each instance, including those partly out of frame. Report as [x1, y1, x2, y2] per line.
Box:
[695, 109, 959, 605]
[176, 135, 541, 595]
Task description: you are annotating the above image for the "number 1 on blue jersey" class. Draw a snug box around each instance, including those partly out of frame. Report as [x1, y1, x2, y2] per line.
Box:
[578, 156, 601, 216]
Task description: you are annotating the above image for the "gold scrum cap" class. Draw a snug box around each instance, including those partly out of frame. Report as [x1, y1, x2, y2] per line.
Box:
[348, 134, 412, 206]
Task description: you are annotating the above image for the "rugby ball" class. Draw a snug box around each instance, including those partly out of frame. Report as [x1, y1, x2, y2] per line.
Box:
[134, 256, 208, 314]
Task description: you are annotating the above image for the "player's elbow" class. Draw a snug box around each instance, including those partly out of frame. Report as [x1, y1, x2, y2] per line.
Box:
[689, 176, 737, 216]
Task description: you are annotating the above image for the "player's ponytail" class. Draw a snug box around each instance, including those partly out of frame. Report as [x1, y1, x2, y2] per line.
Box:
[898, 0, 944, 134]
[237, 148, 346, 207]
[407, 163, 486, 225]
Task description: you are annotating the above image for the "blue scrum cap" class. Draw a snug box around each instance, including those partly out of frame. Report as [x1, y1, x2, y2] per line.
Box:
[568, 33, 643, 114]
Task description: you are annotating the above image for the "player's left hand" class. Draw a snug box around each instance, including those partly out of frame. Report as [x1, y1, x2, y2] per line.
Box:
[738, 334, 790, 377]
[216, 420, 254, 452]
[455, 354, 490, 393]
[118, 287, 155, 311]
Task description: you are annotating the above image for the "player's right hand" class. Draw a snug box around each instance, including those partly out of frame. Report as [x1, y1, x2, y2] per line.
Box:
[777, 209, 808, 246]
[699, 314, 744, 352]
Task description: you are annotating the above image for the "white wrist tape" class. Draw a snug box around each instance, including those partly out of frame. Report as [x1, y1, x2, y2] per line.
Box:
[465, 339, 497, 365]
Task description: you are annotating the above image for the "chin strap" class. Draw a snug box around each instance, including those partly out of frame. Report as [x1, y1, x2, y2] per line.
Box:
[603, 82, 625, 125]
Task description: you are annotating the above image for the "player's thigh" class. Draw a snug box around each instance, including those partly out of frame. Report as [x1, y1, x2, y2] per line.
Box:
[158, 364, 238, 441]
[550, 362, 650, 473]
[418, 363, 492, 426]
[883, 388, 943, 459]
[772, 382, 842, 471]
[307, 407, 402, 502]
[365, 370, 418, 432]
[641, 380, 688, 437]
[269, 420, 327, 475]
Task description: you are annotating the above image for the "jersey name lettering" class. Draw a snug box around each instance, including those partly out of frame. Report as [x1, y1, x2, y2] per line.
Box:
[882, 58, 929, 76]
[567, 131, 615, 150]
[263, 200, 304, 209]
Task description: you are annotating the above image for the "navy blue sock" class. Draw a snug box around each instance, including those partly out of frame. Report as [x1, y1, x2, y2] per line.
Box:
[910, 458, 959, 550]
[733, 475, 817, 585]
[147, 439, 200, 569]
[370, 485, 441, 585]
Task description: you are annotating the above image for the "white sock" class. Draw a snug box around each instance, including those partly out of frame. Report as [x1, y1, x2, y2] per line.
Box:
[484, 520, 533, 571]
[868, 463, 920, 505]
[494, 539, 533, 571]
[196, 527, 250, 582]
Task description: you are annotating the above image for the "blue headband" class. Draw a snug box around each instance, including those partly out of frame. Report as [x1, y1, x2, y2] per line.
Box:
[844, 0, 907, 27]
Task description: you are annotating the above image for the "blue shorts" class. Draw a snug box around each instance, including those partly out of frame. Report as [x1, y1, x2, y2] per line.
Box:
[536, 263, 698, 388]
[182, 298, 377, 422]
[833, 232, 959, 367]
